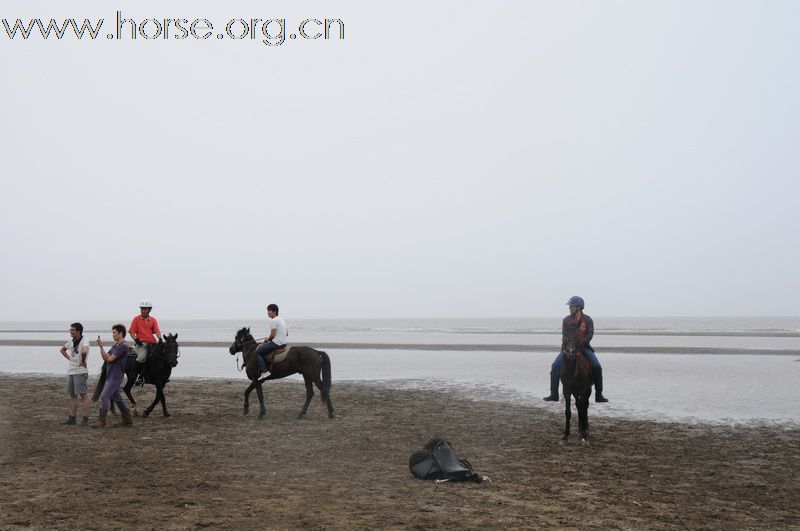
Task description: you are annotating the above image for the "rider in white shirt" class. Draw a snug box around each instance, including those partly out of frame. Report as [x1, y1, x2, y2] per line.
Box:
[254, 303, 287, 374]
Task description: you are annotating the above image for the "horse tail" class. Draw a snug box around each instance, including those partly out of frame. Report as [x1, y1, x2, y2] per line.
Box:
[319, 351, 332, 399]
[91, 361, 107, 402]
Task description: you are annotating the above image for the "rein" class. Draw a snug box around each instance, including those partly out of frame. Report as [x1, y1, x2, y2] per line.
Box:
[234, 337, 258, 372]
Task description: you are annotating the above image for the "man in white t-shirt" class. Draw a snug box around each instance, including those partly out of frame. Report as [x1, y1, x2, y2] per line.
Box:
[254, 304, 287, 375]
[59, 322, 90, 426]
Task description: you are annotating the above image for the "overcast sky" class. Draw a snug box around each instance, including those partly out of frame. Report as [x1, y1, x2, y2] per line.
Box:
[1, 1, 798, 320]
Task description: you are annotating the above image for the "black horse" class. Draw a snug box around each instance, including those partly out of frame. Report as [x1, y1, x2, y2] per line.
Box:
[92, 333, 180, 417]
[228, 327, 334, 419]
[560, 331, 592, 445]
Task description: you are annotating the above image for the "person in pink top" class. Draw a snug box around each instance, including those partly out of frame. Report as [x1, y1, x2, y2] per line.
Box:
[129, 300, 162, 385]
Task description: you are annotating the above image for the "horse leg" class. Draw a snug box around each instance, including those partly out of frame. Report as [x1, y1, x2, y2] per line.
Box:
[323, 384, 335, 419]
[243, 380, 258, 416]
[578, 392, 590, 444]
[562, 392, 572, 444]
[144, 386, 160, 417]
[255, 382, 266, 419]
[123, 380, 138, 416]
[159, 384, 170, 417]
[298, 375, 314, 419]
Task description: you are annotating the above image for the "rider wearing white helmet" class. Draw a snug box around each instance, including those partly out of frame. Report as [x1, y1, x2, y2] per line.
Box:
[543, 296, 609, 403]
[129, 300, 162, 385]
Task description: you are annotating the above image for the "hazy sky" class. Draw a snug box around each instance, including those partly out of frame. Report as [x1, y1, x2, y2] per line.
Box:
[1, 1, 798, 320]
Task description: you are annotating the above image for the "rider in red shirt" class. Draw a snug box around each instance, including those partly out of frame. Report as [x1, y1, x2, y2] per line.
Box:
[129, 300, 162, 384]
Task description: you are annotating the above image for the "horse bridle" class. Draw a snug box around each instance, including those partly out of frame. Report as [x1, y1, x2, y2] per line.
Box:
[232, 332, 257, 371]
[162, 340, 180, 367]
[563, 338, 582, 362]
[233, 333, 256, 352]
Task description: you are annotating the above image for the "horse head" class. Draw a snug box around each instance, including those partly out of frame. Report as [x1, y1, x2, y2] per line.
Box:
[563, 330, 582, 364]
[162, 333, 180, 367]
[229, 327, 254, 355]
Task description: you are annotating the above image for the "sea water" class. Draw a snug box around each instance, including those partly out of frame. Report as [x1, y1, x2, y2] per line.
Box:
[2, 318, 798, 427]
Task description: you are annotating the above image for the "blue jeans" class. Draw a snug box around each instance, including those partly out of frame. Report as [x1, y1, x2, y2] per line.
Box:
[254, 341, 280, 372]
[550, 347, 602, 377]
[99, 377, 128, 411]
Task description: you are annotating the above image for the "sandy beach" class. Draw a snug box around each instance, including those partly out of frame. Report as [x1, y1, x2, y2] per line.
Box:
[1, 374, 798, 529]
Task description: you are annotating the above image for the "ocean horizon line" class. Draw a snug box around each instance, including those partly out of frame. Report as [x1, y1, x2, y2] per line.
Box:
[3, 339, 799, 356]
[1, 315, 799, 323]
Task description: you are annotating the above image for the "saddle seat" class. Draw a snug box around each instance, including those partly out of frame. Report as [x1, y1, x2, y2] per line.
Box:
[271, 344, 291, 365]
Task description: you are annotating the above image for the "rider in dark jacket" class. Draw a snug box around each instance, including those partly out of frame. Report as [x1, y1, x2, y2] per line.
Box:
[543, 296, 609, 403]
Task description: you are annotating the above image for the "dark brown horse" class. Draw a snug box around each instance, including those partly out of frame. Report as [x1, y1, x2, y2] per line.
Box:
[228, 327, 334, 419]
[560, 331, 592, 444]
[92, 333, 180, 417]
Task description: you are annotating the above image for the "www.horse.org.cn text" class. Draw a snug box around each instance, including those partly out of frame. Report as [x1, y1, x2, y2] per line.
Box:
[2, 11, 345, 47]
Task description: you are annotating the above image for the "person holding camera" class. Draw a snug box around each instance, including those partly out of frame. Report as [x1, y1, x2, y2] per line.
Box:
[92, 324, 133, 428]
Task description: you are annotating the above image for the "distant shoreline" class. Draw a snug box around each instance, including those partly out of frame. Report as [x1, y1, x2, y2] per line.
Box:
[1, 339, 798, 355]
[2, 329, 798, 337]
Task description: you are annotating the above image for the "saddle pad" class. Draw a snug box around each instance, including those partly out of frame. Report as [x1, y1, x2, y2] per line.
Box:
[273, 346, 290, 364]
[133, 344, 147, 363]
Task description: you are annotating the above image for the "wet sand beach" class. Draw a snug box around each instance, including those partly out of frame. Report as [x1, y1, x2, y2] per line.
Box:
[1, 375, 798, 529]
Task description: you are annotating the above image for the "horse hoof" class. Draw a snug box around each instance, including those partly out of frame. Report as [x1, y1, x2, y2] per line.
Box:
[560, 439, 568, 446]
[143, 411, 151, 418]
[328, 413, 336, 419]
[164, 413, 171, 418]
[242, 410, 249, 416]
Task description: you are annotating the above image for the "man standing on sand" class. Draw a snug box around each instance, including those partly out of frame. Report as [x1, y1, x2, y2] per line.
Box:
[59, 322, 90, 426]
[92, 324, 133, 428]
[543, 296, 609, 403]
[129, 300, 162, 385]
[254, 304, 287, 375]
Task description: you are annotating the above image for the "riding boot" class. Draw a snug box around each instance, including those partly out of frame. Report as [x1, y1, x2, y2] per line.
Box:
[543, 373, 560, 401]
[594, 370, 609, 402]
[90, 408, 108, 428]
[115, 406, 133, 427]
[63, 415, 76, 425]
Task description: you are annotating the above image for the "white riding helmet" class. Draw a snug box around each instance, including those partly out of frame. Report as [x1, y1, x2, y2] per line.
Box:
[139, 300, 153, 308]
